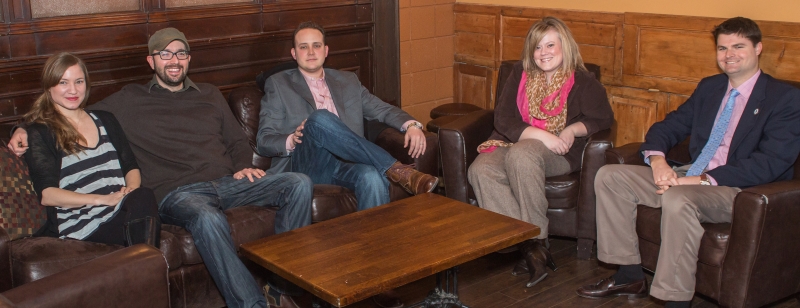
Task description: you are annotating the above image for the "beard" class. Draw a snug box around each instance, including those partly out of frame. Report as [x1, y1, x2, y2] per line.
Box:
[155, 63, 187, 88]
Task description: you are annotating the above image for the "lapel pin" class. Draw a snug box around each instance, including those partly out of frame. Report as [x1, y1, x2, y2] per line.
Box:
[754, 109, 759, 115]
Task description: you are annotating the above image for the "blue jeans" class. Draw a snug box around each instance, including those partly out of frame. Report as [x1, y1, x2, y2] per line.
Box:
[292, 110, 397, 210]
[159, 173, 313, 308]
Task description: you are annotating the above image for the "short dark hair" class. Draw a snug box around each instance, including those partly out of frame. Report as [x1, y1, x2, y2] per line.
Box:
[293, 21, 326, 47]
[712, 17, 762, 46]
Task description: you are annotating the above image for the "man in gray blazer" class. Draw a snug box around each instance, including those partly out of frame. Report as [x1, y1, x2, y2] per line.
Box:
[256, 22, 436, 210]
[256, 21, 436, 307]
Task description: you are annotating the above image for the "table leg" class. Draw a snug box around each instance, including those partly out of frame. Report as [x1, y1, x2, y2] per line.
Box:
[408, 267, 469, 308]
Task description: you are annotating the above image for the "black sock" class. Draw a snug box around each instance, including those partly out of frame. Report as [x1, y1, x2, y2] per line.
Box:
[664, 301, 691, 308]
[612, 264, 645, 284]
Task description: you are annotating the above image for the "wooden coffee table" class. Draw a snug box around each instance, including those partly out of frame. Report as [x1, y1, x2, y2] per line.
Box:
[240, 193, 539, 307]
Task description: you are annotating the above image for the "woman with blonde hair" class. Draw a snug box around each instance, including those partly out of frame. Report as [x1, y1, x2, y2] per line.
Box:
[468, 17, 613, 287]
[23, 52, 160, 247]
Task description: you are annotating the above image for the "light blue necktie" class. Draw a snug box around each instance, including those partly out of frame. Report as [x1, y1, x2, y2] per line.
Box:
[686, 89, 740, 176]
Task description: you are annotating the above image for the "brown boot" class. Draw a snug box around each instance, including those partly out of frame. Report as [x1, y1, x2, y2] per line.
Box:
[519, 239, 558, 288]
[385, 162, 438, 195]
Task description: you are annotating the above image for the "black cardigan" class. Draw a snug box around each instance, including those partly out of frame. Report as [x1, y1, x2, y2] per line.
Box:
[23, 110, 139, 237]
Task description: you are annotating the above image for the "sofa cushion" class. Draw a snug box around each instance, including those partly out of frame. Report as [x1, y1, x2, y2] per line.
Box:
[9, 237, 121, 287]
[161, 225, 204, 266]
[312, 185, 358, 223]
[227, 205, 276, 249]
[636, 205, 730, 267]
[0, 147, 46, 240]
[544, 173, 580, 209]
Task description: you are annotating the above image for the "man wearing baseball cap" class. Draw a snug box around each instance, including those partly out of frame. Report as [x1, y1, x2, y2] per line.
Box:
[8, 27, 312, 308]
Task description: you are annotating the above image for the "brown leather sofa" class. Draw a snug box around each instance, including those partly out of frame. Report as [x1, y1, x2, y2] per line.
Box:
[0, 82, 439, 307]
[437, 60, 613, 259]
[606, 141, 800, 308]
[0, 243, 169, 308]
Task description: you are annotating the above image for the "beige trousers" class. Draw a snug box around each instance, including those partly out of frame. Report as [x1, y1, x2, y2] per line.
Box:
[468, 139, 571, 239]
[594, 164, 740, 301]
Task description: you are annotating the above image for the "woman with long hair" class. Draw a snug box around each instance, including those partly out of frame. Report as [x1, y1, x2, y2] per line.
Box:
[468, 17, 614, 287]
[23, 52, 160, 247]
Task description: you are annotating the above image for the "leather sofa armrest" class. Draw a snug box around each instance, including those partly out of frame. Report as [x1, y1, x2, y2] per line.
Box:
[0, 294, 13, 308]
[438, 110, 495, 203]
[719, 180, 800, 307]
[0, 229, 9, 293]
[576, 128, 614, 246]
[227, 85, 264, 151]
[1, 244, 170, 308]
[373, 128, 439, 177]
[605, 142, 644, 165]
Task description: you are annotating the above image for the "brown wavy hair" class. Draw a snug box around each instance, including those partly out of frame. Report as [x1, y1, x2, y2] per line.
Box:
[23, 52, 91, 155]
[521, 16, 586, 75]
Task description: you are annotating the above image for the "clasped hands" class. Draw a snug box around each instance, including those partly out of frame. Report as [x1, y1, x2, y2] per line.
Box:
[537, 128, 575, 155]
[649, 156, 701, 194]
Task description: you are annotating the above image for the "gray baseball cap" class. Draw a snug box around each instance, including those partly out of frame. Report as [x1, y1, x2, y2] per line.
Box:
[148, 27, 189, 53]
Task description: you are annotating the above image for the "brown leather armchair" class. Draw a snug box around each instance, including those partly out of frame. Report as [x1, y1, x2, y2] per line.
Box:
[437, 60, 613, 259]
[606, 142, 800, 308]
[0, 242, 169, 308]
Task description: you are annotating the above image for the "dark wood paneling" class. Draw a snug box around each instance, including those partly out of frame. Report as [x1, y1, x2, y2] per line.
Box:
[0, 0, 394, 125]
[0, 35, 10, 59]
[36, 24, 150, 55]
[373, 0, 399, 105]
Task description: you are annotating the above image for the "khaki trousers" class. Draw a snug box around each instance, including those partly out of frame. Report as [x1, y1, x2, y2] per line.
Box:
[594, 164, 740, 301]
[468, 139, 571, 239]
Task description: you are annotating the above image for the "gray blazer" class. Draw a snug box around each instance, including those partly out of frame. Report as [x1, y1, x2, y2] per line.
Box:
[256, 68, 414, 174]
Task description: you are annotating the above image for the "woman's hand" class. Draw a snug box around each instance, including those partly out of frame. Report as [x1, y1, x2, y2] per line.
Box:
[540, 132, 570, 155]
[558, 128, 576, 150]
[95, 192, 125, 206]
[520, 126, 569, 155]
[120, 186, 137, 195]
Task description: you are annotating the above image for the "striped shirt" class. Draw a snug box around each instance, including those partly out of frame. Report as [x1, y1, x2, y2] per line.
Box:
[56, 112, 126, 240]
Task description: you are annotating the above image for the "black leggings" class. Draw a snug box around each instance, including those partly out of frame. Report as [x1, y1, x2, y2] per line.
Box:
[84, 187, 160, 247]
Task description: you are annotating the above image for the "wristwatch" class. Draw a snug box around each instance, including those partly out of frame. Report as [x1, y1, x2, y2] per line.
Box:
[405, 121, 423, 132]
[699, 173, 711, 186]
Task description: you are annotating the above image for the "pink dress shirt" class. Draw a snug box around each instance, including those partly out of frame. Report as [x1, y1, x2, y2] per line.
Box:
[645, 70, 761, 185]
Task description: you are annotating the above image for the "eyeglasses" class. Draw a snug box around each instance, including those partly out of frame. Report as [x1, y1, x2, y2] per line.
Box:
[151, 50, 190, 60]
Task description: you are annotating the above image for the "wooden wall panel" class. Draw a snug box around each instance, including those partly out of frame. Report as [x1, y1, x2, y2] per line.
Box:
[606, 86, 666, 146]
[166, 0, 250, 8]
[36, 25, 150, 55]
[632, 28, 717, 84]
[454, 12, 495, 34]
[30, 0, 139, 18]
[454, 62, 494, 110]
[760, 39, 800, 80]
[0, 0, 388, 125]
[455, 32, 494, 66]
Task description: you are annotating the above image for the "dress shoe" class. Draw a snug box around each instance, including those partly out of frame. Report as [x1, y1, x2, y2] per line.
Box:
[265, 285, 301, 308]
[519, 239, 558, 287]
[372, 289, 404, 308]
[576, 276, 648, 299]
[385, 162, 438, 195]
